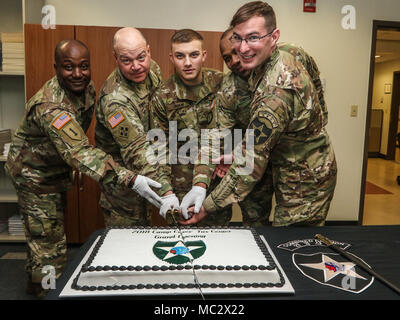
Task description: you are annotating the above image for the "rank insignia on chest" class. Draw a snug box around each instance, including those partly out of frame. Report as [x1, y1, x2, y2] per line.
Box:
[52, 112, 72, 130]
[108, 111, 125, 128]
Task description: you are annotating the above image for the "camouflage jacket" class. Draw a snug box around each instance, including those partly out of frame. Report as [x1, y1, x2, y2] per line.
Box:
[202, 48, 336, 213]
[192, 71, 251, 187]
[95, 60, 172, 196]
[150, 68, 223, 196]
[277, 42, 327, 125]
[194, 42, 328, 188]
[216, 72, 252, 131]
[6, 76, 135, 194]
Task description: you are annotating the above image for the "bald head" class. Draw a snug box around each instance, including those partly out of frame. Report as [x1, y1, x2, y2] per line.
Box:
[55, 39, 89, 65]
[112, 27, 152, 83]
[54, 39, 91, 94]
[113, 27, 147, 53]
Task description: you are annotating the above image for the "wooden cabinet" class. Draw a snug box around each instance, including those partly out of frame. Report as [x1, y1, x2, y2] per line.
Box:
[23, 24, 223, 243]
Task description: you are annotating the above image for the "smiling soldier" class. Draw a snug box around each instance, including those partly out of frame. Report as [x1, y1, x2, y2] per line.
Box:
[5, 39, 163, 297]
[150, 29, 232, 226]
[182, 1, 337, 227]
[95, 27, 174, 227]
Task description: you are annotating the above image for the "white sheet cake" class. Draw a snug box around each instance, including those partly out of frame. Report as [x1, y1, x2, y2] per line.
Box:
[69, 227, 292, 296]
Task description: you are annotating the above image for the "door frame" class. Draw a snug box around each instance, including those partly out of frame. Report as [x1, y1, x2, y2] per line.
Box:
[387, 71, 400, 160]
[359, 20, 400, 224]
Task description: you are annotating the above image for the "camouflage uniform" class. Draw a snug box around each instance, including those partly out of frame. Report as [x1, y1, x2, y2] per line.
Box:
[192, 71, 272, 226]
[95, 61, 172, 227]
[5, 76, 137, 286]
[200, 48, 337, 227]
[150, 68, 232, 226]
[195, 43, 328, 226]
[278, 43, 328, 125]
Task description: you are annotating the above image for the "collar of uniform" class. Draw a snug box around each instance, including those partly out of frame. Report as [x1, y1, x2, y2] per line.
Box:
[148, 59, 161, 90]
[232, 72, 249, 91]
[116, 60, 160, 99]
[248, 47, 280, 92]
[62, 80, 95, 112]
[39, 76, 95, 111]
[173, 68, 216, 102]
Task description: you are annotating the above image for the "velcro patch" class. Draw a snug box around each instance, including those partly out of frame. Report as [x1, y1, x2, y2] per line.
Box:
[62, 121, 83, 141]
[258, 111, 279, 128]
[108, 111, 125, 128]
[250, 118, 272, 145]
[52, 112, 72, 130]
[57, 117, 85, 147]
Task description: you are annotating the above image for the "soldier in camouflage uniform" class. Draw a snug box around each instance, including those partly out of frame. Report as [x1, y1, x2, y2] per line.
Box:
[95, 28, 173, 227]
[182, 2, 337, 227]
[195, 27, 273, 226]
[5, 40, 163, 297]
[150, 29, 232, 226]
[191, 27, 330, 226]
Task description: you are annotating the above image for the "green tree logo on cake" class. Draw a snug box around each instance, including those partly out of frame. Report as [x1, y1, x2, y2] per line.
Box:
[153, 240, 206, 264]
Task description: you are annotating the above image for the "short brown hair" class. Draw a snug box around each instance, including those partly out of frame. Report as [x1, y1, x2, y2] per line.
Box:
[230, 1, 276, 31]
[171, 29, 203, 46]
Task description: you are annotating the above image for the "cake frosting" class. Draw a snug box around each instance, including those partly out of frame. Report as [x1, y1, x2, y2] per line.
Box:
[71, 226, 286, 294]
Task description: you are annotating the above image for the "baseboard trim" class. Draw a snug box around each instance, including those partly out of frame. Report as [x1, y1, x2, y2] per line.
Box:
[368, 152, 386, 159]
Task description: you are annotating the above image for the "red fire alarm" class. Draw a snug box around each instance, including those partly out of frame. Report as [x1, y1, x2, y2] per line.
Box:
[303, 0, 316, 13]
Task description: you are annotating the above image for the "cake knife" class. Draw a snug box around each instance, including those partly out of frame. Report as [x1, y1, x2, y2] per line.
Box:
[167, 209, 206, 300]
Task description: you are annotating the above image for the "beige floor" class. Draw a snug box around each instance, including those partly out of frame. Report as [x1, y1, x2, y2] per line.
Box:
[362, 158, 400, 225]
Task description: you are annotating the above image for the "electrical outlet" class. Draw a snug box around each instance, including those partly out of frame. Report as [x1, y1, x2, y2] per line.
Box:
[350, 105, 358, 117]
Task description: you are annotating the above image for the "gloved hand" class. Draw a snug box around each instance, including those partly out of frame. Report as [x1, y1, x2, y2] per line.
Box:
[159, 194, 180, 219]
[131, 175, 162, 208]
[180, 186, 206, 219]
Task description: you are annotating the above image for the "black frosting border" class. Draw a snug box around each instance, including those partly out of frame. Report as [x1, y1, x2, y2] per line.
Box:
[72, 226, 286, 292]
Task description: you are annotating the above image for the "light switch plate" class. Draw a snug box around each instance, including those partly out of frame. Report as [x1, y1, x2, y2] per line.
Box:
[350, 105, 358, 117]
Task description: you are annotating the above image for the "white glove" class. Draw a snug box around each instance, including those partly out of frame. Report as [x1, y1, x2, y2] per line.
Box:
[180, 186, 206, 219]
[159, 194, 180, 219]
[131, 175, 162, 208]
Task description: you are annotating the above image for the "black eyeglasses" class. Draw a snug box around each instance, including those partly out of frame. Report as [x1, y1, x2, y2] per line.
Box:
[229, 29, 276, 46]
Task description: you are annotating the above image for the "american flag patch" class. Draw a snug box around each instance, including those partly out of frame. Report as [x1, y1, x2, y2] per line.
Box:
[108, 111, 125, 128]
[52, 112, 72, 130]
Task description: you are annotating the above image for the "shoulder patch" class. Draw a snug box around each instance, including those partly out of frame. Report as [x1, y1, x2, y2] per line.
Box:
[108, 111, 125, 128]
[258, 110, 279, 128]
[52, 112, 72, 130]
[61, 120, 84, 143]
[250, 117, 272, 145]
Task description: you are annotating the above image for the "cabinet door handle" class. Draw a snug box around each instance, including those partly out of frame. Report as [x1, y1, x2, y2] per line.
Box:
[78, 171, 84, 191]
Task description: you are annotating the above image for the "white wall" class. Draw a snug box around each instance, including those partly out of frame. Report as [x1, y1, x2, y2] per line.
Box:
[41, 0, 400, 221]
